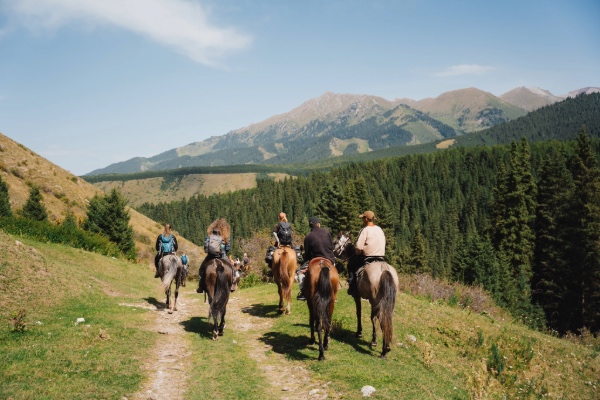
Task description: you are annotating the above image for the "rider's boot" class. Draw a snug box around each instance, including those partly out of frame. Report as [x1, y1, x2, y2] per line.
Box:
[347, 272, 357, 296]
[196, 276, 203, 294]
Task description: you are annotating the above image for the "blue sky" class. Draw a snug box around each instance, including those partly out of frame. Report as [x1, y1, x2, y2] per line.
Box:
[1, 0, 598, 175]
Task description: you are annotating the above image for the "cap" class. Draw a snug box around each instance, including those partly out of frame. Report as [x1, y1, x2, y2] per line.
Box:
[308, 216, 320, 226]
[359, 210, 376, 220]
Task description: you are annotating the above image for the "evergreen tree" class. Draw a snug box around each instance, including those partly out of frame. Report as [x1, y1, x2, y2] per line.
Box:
[567, 131, 600, 333]
[316, 179, 344, 234]
[62, 210, 79, 230]
[407, 226, 429, 274]
[491, 140, 537, 317]
[532, 146, 574, 333]
[84, 188, 136, 260]
[0, 175, 11, 217]
[21, 186, 48, 222]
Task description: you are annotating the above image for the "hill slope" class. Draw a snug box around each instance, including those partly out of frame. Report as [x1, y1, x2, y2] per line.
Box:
[0, 132, 203, 263]
[1, 231, 599, 399]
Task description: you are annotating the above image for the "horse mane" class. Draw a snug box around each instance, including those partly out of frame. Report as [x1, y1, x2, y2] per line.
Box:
[207, 218, 231, 244]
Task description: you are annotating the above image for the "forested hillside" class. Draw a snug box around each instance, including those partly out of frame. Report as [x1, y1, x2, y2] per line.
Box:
[138, 132, 600, 335]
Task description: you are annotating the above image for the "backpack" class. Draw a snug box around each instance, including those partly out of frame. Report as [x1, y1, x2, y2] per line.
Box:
[207, 234, 223, 257]
[180, 254, 188, 265]
[160, 234, 174, 254]
[277, 222, 292, 245]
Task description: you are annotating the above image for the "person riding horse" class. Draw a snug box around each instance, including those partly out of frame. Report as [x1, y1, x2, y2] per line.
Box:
[154, 223, 178, 278]
[197, 218, 236, 294]
[265, 212, 294, 267]
[297, 216, 336, 300]
[347, 210, 386, 296]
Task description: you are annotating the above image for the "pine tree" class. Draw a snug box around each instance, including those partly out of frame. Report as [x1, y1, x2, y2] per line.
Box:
[491, 140, 537, 317]
[0, 175, 11, 217]
[532, 146, 574, 333]
[21, 186, 48, 222]
[316, 179, 344, 234]
[407, 226, 429, 274]
[83, 188, 136, 260]
[567, 131, 600, 333]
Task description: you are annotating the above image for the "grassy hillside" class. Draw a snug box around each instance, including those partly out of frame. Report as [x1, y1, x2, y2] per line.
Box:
[0, 132, 203, 264]
[1, 231, 598, 399]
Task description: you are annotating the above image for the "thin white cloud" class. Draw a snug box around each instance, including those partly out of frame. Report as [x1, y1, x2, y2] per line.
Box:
[2, 0, 252, 66]
[435, 64, 493, 77]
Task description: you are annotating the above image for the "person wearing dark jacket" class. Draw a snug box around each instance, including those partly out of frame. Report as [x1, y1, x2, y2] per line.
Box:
[297, 216, 335, 300]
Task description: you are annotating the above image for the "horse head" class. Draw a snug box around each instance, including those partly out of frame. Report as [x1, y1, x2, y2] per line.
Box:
[333, 231, 352, 259]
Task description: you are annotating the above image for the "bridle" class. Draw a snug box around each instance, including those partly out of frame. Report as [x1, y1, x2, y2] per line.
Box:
[333, 233, 351, 258]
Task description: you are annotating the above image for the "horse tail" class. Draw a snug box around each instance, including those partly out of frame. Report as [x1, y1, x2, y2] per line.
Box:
[161, 256, 178, 292]
[279, 250, 292, 304]
[373, 269, 397, 346]
[314, 266, 333, 331]
[210, 260, 230, 321]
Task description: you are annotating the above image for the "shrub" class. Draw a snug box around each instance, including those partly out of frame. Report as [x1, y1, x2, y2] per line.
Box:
[8, 309, 27, 333]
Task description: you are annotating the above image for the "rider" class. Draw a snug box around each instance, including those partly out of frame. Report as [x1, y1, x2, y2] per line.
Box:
[297, 216, 336, 300]
[196, 223, 233, 294]
[154, 223, 178, 278]
[265, 212, 293, 267]
[347, 211, 386, 296]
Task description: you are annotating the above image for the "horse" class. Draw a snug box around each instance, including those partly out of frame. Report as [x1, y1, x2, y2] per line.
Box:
[302, 257, 339, 360]
[271, 245, 298, 315]
[203, 257, 233, 340]
[333, 232, 398, 358]
[159, 254, 187, 314]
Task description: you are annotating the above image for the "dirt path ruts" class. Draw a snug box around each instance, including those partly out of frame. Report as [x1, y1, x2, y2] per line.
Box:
[128, 286, 335, 400]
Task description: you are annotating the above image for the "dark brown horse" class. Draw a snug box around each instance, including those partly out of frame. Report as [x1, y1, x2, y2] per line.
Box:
[203, 258, 233, 340]
[302, 257, 339, 360]
[333, 232, 398, 358]
[159, 254, 187, 314]
[271, 245, 297, 314]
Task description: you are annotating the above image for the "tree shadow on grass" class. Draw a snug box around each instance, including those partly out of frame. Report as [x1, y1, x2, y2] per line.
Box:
[241, 303, 281, 319]
[180, 316, 214, 339]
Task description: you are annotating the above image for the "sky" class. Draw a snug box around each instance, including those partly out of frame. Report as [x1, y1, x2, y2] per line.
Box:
[0, 0, 599, 175]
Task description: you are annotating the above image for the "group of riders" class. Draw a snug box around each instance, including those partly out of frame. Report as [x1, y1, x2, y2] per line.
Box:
[153, 210, 386, 298]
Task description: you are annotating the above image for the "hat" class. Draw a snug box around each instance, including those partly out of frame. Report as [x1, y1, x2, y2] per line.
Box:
[359, 210, 376, 220]
[309, 216, 320, 226]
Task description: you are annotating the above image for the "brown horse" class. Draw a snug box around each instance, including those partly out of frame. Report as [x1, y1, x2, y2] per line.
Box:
[333, 232, 398, 358]
[203, 257, 233, 340]
[271, 245, 297, 315]
[302, 257, 339, 360]
[159, 254, 187, 314]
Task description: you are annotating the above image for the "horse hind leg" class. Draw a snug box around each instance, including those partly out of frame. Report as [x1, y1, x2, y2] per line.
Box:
[218, 308, 226, 336]
[370, 307, 378, 347]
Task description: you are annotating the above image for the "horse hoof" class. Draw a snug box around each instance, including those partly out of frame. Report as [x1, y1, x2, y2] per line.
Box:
[218, 331, 224, 336]
[371, 341, 378, 347]
[309, 339, 316, 345]
[318, 354, 325, 361]
[212, 333, 219, 341]
[168, 310, 173, 314]
[356, 333, 363, 338]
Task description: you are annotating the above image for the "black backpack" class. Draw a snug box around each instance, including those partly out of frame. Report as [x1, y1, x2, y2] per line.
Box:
[277, 222, 292, 245]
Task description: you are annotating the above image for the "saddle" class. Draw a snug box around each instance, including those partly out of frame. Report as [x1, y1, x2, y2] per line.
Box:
[355, 257, 386, 279]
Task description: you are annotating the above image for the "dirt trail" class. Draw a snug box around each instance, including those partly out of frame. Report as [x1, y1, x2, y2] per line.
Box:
[128, 286, 336, 400]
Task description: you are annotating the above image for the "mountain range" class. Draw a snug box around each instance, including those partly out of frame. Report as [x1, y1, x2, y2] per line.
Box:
[86, 86, 600, 176]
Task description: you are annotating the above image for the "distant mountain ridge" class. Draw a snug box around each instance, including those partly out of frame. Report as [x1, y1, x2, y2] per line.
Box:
[86, 86, 599, 175]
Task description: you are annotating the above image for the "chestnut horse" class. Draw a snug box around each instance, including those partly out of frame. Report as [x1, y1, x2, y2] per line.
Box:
[333, 232, 398, 358]
[271, 245, 297, 315]
[159, 254, 187, 314]
[302, 257, 339, 360]
[203, 257, 233, 340]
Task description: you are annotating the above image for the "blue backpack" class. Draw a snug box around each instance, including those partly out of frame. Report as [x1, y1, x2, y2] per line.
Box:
[160, 234, 174, 254]
[180, 254, 188, 265]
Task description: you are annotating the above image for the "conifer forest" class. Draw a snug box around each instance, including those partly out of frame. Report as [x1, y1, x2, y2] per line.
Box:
[138, 130, 600, 336]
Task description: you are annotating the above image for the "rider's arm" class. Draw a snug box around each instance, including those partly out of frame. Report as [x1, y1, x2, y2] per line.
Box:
[355, 230, 367, 254]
